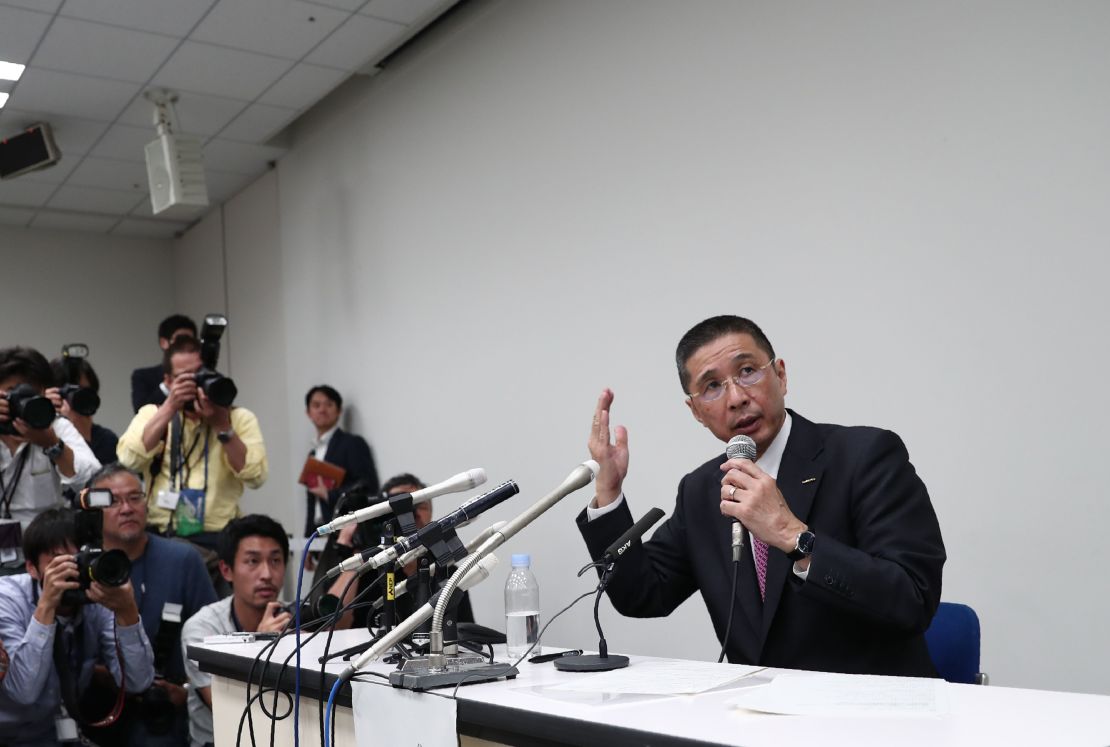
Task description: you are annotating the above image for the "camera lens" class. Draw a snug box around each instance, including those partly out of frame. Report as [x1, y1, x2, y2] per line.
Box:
[68, 387, 100, 417]
[90, 548, 131, 587]
[195, 368, 237, 408]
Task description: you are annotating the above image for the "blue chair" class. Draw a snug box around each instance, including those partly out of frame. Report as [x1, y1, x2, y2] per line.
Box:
[924, 602, 988, 684]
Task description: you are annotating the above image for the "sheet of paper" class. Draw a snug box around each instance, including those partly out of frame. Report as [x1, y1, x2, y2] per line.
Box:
[727, 672, 950, 716]
[352, 679, 458, 745]
[549, 660, 765, 695]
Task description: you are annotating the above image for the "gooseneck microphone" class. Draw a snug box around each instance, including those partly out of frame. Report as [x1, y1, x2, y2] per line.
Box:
[725, 435, 757, 562]
[316, 468, 487, 535]
[601, 507, 665, 562]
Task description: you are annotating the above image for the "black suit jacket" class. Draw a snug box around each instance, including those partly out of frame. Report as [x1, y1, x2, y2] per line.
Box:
[305, 428, 379, 537]
[578, 410, 945, 677]
[130, 363, 166, 413]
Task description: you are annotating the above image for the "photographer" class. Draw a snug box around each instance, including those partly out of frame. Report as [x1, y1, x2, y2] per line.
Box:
[131, 315, 196, 413]
[117, 335, 267, 550]
[0, 508, 154, 746]
[1, 347, 100, 572]
[181, 515, 291, 747]
[49, 353, 118, 468]
[79, 464, 216, 747]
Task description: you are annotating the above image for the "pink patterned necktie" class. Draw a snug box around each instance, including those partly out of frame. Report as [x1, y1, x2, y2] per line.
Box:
[753, 536, 769, 601]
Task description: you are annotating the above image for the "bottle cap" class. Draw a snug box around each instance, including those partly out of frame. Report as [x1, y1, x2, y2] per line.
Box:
[511, 553, 531, 568]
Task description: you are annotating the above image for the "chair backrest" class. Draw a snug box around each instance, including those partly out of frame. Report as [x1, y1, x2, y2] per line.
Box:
[924, 601, 982, 684]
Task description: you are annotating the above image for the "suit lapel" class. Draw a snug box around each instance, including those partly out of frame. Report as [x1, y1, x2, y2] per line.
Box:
[758, 412, 825, 647]
[322, 428, 344, 463]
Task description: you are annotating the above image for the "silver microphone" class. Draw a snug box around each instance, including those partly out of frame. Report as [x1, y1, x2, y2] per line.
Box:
[725, 435, 757, 562]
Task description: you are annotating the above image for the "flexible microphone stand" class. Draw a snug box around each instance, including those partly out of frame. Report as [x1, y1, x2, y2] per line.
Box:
[554, 562, 628, 671]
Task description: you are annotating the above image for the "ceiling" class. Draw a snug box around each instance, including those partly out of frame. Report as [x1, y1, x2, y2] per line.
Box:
[0, 0, 457, 239]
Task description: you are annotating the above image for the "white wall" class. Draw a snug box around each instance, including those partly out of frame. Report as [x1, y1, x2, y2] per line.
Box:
[199, 0, 1110, 694]
[0, 224, 174, 434]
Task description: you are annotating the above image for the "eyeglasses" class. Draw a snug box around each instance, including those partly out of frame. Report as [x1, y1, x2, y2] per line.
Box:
[688, 358, 776, 403]
[105, 494, 147, 509]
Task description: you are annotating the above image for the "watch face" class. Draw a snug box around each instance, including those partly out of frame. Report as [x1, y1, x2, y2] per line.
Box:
[797, 531, 815, 554]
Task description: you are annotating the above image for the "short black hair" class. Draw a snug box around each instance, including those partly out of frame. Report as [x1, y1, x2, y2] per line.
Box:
[0, 347, 54, 392]
[50, 356, 101, 393]
[305, 385, 342, 411]
[86, 462, 145, 493]
[158, 314, 197, 342]
[381, 473, 426, 496]
[218, 514, 289, 566]
[162, 335, 202, 376]
[674, 316, 776, 393]
[23, 508, 76, 564]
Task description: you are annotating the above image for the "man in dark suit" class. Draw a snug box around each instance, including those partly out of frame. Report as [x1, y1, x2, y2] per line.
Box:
[304, 385, 379, 537]
[578, 315, 945, 676]
[130, 314, 197, 412]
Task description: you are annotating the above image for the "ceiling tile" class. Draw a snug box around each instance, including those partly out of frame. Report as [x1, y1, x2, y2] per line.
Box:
[128, 195, 209, 221]
[111, 217, 187, 238]
[194, 168, 256, 203]
[48, 183, 146, 214]
[88, 123, 153, 162]
[257, 62, 347, 109]
[217, 102, 298, 142]
[361, 0, 450, 26]
[59, 0, 214, 38]
[0, 0, 62, 12]
[0, 5, 52, 63]
[0, 108, 110, 156]
[5, 68, 140, 121]
[305, 12, 402, 71]
[33, 16, 180, 83]
[66, 156, 150, 192]
[202, 139, 285, 175]
[0, 205, 36, 226]
[31, 210, 117, 232]
[118, 90, 246, 137]
[302, 0, 361, 10]
[151, 41, 292, 101]
[192, 0, 348, 61]
[0, 177, 56, 206]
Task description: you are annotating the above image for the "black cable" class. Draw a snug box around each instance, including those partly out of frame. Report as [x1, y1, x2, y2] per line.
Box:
[717, 559, 740, 664]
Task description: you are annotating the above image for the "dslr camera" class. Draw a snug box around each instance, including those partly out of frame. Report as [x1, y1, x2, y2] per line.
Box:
[193, 314, 237, 408]
[62, 488, 132, 606]
[0, 383, 55, 435]
[56, 343, 101, 416]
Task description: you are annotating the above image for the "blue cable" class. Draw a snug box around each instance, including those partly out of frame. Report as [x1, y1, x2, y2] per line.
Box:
[293, 531, 317, 747]
[324, 677, 343, 747]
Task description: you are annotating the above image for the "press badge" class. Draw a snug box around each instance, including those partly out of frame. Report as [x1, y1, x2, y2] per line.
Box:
[156, 489, 181, 511]
[162, 602, 183, 624]
[0, 519, 22, 565]
[55, 714, 78, 741]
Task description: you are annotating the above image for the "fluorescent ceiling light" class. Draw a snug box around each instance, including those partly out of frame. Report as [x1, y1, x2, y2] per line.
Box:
[0, 61, 25, 81]
[0, 92, 9, 109]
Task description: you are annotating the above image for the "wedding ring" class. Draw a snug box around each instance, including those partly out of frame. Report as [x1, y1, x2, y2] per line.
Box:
[729, 486, 737, 499]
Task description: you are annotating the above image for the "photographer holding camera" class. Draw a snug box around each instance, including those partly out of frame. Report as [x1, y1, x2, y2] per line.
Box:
[49, 349, 118, 468]
[0, 507, 154, 746]
[117, 329, 267, 551]
[1, 347, 100, 573]
[78, 464, 216, 747]
[131, 315, 197, 414]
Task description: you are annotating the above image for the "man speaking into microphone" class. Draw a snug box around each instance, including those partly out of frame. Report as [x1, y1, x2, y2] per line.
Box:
[577, 315, 945, 676]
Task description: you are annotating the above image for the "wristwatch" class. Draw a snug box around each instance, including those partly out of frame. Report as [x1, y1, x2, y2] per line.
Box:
[42, 439, 65, 461]
[786, 530, 815, 562]
[217, 429, 236, 444]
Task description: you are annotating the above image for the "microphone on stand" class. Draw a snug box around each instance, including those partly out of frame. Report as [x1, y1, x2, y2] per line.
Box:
[725, 435, 757, 562]
[554, 507, 665, 673]
[316, 468, 487, 536]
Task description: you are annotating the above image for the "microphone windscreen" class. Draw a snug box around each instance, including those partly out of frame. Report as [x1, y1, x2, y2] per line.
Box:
[726, 435, 757, 461]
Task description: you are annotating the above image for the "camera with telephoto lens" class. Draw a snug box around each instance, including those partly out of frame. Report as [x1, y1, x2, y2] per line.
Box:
[62, 488, 132, 606]
[0, 383, 55, 435]
[55, 343, 100, 416]
[192, 314, 237, 408]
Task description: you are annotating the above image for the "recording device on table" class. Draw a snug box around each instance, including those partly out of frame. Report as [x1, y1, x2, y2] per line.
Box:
[192, 313, 237, 408]
[63, 488, 132, 606]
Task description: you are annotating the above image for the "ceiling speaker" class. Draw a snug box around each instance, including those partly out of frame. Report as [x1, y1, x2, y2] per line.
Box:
[145, 133, 209, 217]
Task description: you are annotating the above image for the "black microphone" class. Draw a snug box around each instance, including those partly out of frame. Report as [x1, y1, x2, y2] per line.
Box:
[725, 434, 757, 562]
[601, 507, 665, 563]
[357, 480, 520, 571]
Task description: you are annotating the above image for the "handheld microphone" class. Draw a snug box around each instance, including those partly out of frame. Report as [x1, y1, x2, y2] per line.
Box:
[342, 481, 519, 574]
[316, 468, 486, 535]
[601, 507, 665, 563]
[725, 435, 757, 562]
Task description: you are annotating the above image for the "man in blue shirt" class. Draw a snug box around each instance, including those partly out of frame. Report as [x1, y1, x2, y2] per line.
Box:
[0, 507, 154, 746]
[81, 463, 217, 747]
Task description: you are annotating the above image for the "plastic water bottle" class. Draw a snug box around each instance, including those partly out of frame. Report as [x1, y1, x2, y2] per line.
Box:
[504, 553, 541, 658]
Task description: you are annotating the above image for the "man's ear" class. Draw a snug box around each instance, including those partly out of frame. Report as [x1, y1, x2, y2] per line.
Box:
[26, 558, 40, 581]
[685, 397, 705, 427]
[219, 560, 234, 584]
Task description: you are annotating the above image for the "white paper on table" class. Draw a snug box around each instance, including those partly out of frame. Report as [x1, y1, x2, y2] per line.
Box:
[351, 678, 458, 745]
[726, 672, 950, 716]
[548, 660, 765, 695]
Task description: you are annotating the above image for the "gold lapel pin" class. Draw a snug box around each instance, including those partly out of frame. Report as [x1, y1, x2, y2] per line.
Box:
[802, 477, 817, 484]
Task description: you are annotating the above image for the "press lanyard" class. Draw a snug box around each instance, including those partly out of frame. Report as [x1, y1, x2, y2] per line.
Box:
[171, 418, 209, 494]
[0, 448, 31, 520]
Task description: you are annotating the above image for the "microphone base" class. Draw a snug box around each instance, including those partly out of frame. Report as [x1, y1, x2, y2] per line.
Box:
[389, 662, 519, 691]
[553, 654, 629, 672]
